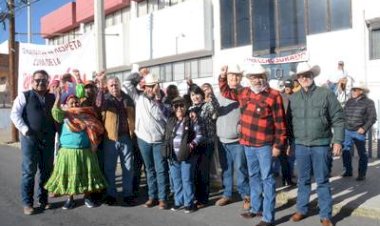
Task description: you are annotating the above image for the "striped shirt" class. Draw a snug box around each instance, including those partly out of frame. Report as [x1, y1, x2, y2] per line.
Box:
[219, 76, 287, 149]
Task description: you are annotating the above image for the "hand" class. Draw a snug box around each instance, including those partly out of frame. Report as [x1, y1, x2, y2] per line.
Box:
[189, 111, 197, 121]
[153, 84, 161, 98]
[187, 79, 193, 86]
[357, 127, 365, 135]
[54, 87, 62, 99]
[286, 145, 293, 156]
[220, 65, 228, 78]
[272, 146, 281, 157]
[332, 143, 342, 156]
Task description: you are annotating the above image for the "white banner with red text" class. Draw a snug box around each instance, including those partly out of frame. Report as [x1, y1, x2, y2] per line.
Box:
[18, 35, 95, 93]
[245, 50, 309, 65]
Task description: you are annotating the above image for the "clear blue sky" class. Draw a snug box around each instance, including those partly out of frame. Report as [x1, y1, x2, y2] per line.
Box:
[0, 0, 73, 44]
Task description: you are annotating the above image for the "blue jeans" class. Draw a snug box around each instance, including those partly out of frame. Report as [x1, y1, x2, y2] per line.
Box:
[342, 129, 367, 176]
[244, 145, 276, 223]
[137, 137, 168, 201]
[20, 133, 55, 207]
[295, 145, 332, 220]
[169, 155, 196, 207]
[218, 141, 249, 198]
[103, 135, 134, 197]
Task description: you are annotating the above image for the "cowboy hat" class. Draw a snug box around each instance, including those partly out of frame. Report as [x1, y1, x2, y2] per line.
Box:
[227, 64, 244, 75]
[296, 62, 320, 77]
[144, 73, 160, 86]
[244, 64, 268, 79]
[351, 81, 369, 93]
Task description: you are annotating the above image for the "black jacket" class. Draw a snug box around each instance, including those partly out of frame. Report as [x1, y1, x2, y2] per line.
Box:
[344, 95, 377, 132]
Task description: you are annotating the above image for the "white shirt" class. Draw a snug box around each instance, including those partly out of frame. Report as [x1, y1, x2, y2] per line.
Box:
[10, 93, 29, 136]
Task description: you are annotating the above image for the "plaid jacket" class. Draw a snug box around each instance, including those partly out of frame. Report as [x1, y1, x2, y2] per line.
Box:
[219, 76, 287, 149]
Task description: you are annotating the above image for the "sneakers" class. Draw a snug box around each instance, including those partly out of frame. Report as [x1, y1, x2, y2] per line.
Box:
[356, 175, 366, 181]
[104, 196, 117, 206]
[23, 206, 34, 215]
[123, 196, 136, 206]
[184, 206, 196, 214]
[62, 199, 75, 210]
[144, 199, 158, 208]
[38, 202, 51, 210]
[170, 205, 182, 211]
[242, 196, 250, 210]
[84, 197, 96, 208]
[215, 197, 232, 206]
[158, 200, 167, 210]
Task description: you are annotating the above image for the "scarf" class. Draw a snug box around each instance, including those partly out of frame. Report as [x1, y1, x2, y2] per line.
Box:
[65, 107, 104, 147]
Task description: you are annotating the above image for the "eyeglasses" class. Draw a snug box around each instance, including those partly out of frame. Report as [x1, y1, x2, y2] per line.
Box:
[173, 103, 185, 109]
[34, 79, 48, 84]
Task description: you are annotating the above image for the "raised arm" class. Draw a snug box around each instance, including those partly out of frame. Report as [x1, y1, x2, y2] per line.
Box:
[218, 65, 239, 101]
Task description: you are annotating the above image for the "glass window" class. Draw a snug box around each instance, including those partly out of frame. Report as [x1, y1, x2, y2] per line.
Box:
[199, 58, 213, 78]
[278, 0, 305, 47]
[190, 60, 199, 78]
[236, 0, 251, 45]
[220, 0, 234, 49]
[308, 0, 327, 34]
[252, 0, 276, 51]
[161, 64, 172, 82]
[330, 0, 351, 30]
[173, 62, 185, 81]
[370, 28, 380, 60]
[150, 66, 160, 78]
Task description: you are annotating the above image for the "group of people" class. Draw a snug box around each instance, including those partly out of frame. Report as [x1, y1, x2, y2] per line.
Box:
[10, 60, 376, 226]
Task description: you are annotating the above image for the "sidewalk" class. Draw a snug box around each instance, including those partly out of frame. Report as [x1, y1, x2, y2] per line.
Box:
[276, 156, 380, 220]
[2, 141, 380, 221]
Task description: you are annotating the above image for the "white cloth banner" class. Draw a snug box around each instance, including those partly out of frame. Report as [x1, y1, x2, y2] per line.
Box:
[245, 50, 309, 65]
[18, 35, 95, 93]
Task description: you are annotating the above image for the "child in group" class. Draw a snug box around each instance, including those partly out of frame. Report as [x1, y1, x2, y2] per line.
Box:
[45, 89, 107, 209]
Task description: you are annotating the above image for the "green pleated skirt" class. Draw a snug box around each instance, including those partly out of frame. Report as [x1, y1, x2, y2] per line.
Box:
[45, 147, 107, 196]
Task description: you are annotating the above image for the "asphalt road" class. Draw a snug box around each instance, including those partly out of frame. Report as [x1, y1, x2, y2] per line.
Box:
[0, 144, 379, 226]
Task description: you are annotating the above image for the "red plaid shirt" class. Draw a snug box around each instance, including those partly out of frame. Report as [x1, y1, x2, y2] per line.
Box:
[219, 77, 287, 149]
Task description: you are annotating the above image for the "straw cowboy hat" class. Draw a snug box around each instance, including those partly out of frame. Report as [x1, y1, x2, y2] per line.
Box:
[296, 62, 321, 77]
[351, 80, 369, 93]
[144, 73, 160, 86]
[244, 64, 268, 79]
[227, 64, 244, 75]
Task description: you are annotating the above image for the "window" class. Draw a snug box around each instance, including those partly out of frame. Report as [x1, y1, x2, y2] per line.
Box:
[307, 0, 327, 34]
[199, 58, 213, 78]
[220, 0, 234, 48]
[236, 0, 251, 45]
[173, 62, 185, 81]
[252, 0, 276, 51]
[370, 28, 380, 60]
[330, 0, 351, 31]
[278, 0, 305, 47]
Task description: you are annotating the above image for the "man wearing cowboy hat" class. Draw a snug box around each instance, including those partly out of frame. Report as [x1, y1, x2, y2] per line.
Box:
[219, 63, 287, 226]
[123, 72, 170, 209]
[341, 81, 376, 181]
[287, 62, 345, 226]
[215, 64, 250, 210]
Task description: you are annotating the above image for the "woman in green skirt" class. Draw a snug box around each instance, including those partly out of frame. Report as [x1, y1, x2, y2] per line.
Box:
[45, 88, 107, 209]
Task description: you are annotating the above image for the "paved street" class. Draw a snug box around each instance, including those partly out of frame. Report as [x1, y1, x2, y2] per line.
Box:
[0, 144, 379, 226]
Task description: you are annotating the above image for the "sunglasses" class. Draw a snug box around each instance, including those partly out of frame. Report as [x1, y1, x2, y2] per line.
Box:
[34, 79, 48, 84]
[173, 103, 185, 108]
[352, 88, 361, 92]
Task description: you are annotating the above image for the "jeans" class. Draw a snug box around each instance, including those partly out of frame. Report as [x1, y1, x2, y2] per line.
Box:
[169, 155, 197, 207]
[295, 145, 332, 220]
[342, 129, 367, 177]
[20, 133, 55, 207]
[218, 141, 250, 198]
[244, 145, 276, 223]
[103, 135, 134, 197]
[137, 137, 168, 201]
[195, 142, 214, 204]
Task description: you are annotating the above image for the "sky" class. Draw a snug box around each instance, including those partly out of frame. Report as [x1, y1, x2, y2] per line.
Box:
[0, 0, 72, 45]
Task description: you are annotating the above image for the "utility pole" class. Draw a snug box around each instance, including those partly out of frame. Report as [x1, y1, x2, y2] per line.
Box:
[27, 0, 31, 43]
[8, 0, 18, 142]
[94, 0, 106, 72]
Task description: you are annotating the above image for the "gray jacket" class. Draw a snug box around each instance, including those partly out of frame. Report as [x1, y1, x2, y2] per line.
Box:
[216, 94, 240, 143]
[123, 73, 169, 143]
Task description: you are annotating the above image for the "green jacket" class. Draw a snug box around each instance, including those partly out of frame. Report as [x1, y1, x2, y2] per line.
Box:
[287, 83, 345, 146]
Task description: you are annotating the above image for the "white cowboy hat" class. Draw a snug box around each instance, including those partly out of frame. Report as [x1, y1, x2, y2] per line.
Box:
[351, 81, 369, 93]
[296, 62, 320, 77]
[244, 64, 268, 79]
[144, 73, 160, 86]
[227, 64, 244, 75]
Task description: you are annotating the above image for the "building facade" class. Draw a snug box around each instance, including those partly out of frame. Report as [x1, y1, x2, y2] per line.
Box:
[40, 0, 380, 115]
